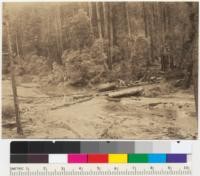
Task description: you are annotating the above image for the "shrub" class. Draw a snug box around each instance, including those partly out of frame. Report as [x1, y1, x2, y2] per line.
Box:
[62, 40, 107, 86]
[46, 62, 65, 84]
[90, 39, 107, 64]
[5, 54, 51, 78]
[26, 55, 50, 76]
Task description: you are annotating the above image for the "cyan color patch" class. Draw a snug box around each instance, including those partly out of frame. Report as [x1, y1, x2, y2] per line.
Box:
[148, 154, 166, 163]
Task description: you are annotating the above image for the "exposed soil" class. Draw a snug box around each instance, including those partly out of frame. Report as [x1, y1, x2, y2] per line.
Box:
[2, 79, 198, 139]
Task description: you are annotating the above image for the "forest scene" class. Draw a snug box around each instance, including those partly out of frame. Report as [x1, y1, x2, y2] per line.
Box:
[2, 2, 198, 139]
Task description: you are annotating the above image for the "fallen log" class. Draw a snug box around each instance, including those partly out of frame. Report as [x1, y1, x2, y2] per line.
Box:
[51, 96, 93, 110]
[97, 83, 117, 92]
[108, 87, 144, 98]
[128, 81, 157, 87]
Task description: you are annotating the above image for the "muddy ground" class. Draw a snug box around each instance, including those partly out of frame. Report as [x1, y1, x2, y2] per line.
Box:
[2, 78, 198, 139]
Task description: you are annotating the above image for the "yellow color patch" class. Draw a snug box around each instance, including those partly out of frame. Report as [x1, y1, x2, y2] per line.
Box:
[108, 154, 128, 163]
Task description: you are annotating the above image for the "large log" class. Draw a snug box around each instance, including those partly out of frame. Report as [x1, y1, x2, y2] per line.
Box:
[108, 87, 144, 98]
[97, 83, 117, 92]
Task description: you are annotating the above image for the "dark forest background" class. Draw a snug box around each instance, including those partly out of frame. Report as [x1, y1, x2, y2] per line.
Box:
[3, 2, 198, 95]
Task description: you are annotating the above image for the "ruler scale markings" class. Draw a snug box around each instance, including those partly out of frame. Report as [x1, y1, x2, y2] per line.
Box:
[10, 169, 192, 176]
[186, 169, 190, 175]
[10, 150, 191, 176]
[161, 169, 164, 175]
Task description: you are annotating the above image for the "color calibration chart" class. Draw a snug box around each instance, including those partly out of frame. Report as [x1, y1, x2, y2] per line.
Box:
[10, 141, 192, 176]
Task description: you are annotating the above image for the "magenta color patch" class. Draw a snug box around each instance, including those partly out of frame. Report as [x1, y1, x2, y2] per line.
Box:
[68, 154, 88, 163]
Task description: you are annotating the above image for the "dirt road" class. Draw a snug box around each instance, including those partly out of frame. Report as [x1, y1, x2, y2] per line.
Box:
[2, 79, 197, 139]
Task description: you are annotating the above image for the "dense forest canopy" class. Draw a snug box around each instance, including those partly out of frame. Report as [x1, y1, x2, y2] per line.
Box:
[3, 2, 198, 88]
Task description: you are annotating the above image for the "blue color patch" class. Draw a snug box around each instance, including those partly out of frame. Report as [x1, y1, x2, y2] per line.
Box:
[148, 154, 166, 163]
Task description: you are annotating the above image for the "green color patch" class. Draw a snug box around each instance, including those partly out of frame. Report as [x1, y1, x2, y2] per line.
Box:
[128, 154, 148, 163]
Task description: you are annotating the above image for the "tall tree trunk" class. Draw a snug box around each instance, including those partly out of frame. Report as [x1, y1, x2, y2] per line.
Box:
[166, 4, 174, 70]
[123, 2, 132, 61]
[46, 12, 51, 66]
[192, 4, 198, 117]
[142, 2, 148, 38]
[55, 14, 60, 62]
[185, 3, 198, 116]
[147, 4, 154, 63]
[54, 6, 63, 64]
[159, 2, 167, 71]
[159, 3, 165, 46]
[15, 33, 20, 57]
[103, 2, 108, 39]
[5, 12, 23, 135]
[125, 2, 131, 38]
[107, 3, 113, 70]
[142, 3, 151, 68]
[163, 3, 167, 36]
[19, 16, 24, 60]
[88, 2, 93, 34]
[152, 4, 158, 58]
[156, 2, 162, 57]
[57, 4, 63, 56]
[183, 3, 197, 89]
[59, 8, 63, 53]
[96, 2, 103, 39]
[193, 36, 198, 116]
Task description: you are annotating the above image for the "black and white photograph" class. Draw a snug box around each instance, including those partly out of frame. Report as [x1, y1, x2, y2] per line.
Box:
[2, 2, 198, 139]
